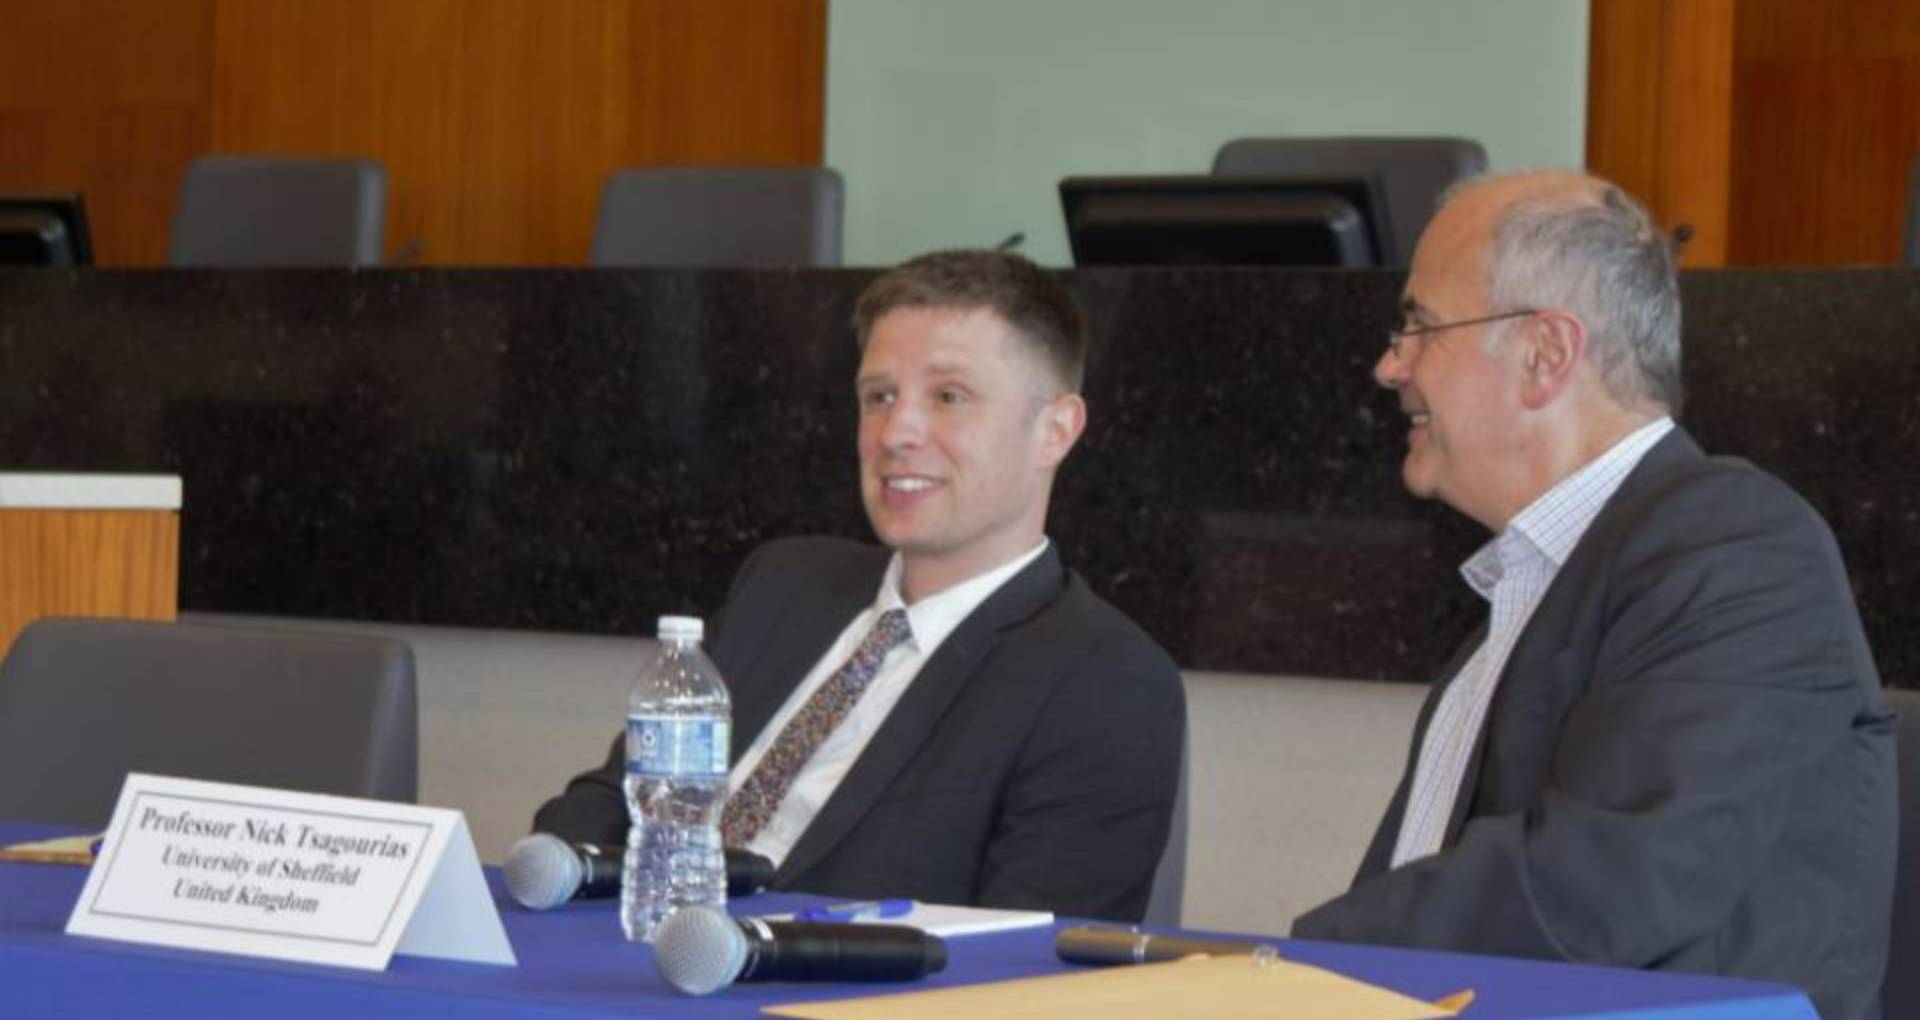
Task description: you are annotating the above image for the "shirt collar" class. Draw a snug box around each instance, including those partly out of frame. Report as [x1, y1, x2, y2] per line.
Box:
[1460, 529, 1539, 600]
[1460, 417, 1674, 598]
[875, 538, 1051, 654]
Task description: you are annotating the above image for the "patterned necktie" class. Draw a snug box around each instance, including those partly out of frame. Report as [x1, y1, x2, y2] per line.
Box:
[722, 608, 913, 847]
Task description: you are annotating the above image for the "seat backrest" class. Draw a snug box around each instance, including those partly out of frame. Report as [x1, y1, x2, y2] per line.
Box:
[1212, 137, 1488, 266]
[169, 155, 386, 267]
[0, 617, 416, 827]
[1885, 687, 1920, 1017]
[592, 166, 843, 268]
[1142, 729, 1190, 926]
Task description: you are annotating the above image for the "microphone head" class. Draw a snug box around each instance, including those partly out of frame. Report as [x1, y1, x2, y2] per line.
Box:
[503, 833, 583, 910]
[654, 905, 750, 995]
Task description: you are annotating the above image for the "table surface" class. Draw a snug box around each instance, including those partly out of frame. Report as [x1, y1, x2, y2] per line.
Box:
[0, 822, 1816, 1020]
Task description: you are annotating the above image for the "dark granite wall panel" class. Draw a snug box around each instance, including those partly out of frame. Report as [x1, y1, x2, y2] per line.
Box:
[0, 268, 1914, 684]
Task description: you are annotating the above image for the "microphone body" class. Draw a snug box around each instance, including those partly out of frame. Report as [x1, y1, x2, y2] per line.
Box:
[1055, 926, 1266, 966]
[505, 835, 776, 910]
[655, 905, 947, 995]
[733, 917, 943, 983]
[724, 847, 775, 896]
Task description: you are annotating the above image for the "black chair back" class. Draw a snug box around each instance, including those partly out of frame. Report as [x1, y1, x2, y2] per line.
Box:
[170, 155, 386, 267]
[592, 166, 843, 268]
[1886, 687, 1920, 1016]
[1213, 136, 1487, 265]
[0, 617, 417, 828]
[1142, 729, 1189, 925]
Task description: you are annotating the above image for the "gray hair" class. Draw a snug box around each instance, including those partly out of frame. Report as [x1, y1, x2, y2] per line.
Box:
[1478, 182, 1683, 414]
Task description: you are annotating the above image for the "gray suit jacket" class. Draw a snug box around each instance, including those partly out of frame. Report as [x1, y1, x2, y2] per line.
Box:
[1294, 428, 1897, 1020]
[536, 536, 1185, 921]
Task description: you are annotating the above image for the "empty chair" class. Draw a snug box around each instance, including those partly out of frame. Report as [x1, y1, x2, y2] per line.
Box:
[1142, 734, 1190, 926]
[169, 155, 386, 267]
[0, 617, 417, 828]
[592, 166, 843, 268]
[1213, 137, 1488, 266]
[1885, 687, 1920, 1017]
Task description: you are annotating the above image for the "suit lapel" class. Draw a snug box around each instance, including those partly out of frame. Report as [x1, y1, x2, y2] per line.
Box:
[776, 547, 1066, 883]
[1437, 426, 1706, 847]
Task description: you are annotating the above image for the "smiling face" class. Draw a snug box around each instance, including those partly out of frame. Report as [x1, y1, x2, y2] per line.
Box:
[855, 305, 1084, 602]
[1373, 184, 1535, 530]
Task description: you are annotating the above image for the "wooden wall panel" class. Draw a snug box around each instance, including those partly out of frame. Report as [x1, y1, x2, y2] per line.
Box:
[625, 0, 828, 162]
[1590, 0, 1920, 266]
[1586, 0, 1664, 203]
[0, 0, 826, 266]
[1586, 0, 1737, 266]
[208, 0, 825, 265]
[1728, 0, 1920, 265]
[0, 0, 214, 264]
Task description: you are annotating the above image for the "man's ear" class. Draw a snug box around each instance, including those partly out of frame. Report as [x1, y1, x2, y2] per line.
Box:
[1520, 310, 1586, 411]
[1036, 393, 1087, 468]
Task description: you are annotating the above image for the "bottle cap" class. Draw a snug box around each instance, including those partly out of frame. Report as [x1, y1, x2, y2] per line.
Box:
[657, 615, 704, 641]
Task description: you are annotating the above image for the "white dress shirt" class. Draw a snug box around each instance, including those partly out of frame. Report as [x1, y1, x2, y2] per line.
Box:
[1389, 417, 1674, 867]
[729, 539, 1051, 867]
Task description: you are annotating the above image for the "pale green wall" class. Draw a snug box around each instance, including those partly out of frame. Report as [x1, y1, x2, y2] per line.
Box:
[825, 0, 1589, 267]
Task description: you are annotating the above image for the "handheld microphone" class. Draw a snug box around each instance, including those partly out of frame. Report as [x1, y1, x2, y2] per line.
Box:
[504, 834, 620, 909]
[653, 905, 947, 995]
[1055, 926, 1272, 966]
[504, 834, 776, 910]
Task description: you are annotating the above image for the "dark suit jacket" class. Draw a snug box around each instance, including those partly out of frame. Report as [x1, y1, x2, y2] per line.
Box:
[1294, 429, 1897, 1020]
[535, 536, 1185, 921]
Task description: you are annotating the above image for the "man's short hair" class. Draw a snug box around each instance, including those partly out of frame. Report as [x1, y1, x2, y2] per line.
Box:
[1481, 182, 1684, 414]
[853, 249, 1088, 394]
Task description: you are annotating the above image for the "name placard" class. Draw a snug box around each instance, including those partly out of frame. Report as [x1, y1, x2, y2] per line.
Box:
[66, 774, 515, 970]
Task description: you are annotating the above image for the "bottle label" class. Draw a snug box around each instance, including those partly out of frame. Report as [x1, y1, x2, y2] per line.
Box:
[627, 716, 730, 779]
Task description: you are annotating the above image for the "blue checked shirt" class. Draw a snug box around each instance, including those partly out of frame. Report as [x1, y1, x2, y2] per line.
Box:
[1389, 417, 1675, 868]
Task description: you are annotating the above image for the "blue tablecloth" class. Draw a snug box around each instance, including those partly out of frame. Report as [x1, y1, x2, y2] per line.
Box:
[0, 822, 1815, 1019]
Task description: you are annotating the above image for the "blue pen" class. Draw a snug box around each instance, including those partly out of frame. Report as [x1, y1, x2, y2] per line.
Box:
[795, 898, 915, 923]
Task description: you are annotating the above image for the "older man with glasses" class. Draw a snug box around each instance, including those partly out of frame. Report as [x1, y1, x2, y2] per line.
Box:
[1293, 170, 1896, 1020]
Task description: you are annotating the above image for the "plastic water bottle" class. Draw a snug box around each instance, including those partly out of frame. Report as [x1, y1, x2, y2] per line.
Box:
[622, 615, 732, 941]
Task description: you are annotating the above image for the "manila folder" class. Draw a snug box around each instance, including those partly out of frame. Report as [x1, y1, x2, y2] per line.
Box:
[764, 954, 1455, 1020]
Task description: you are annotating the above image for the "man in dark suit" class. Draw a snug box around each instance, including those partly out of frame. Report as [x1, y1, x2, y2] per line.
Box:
[534, 250, 1183, 921]
[1292, 171, 1896, 1020]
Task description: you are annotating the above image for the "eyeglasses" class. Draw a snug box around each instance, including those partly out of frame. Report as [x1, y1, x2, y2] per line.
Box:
[1384, 308, 1537, 359]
